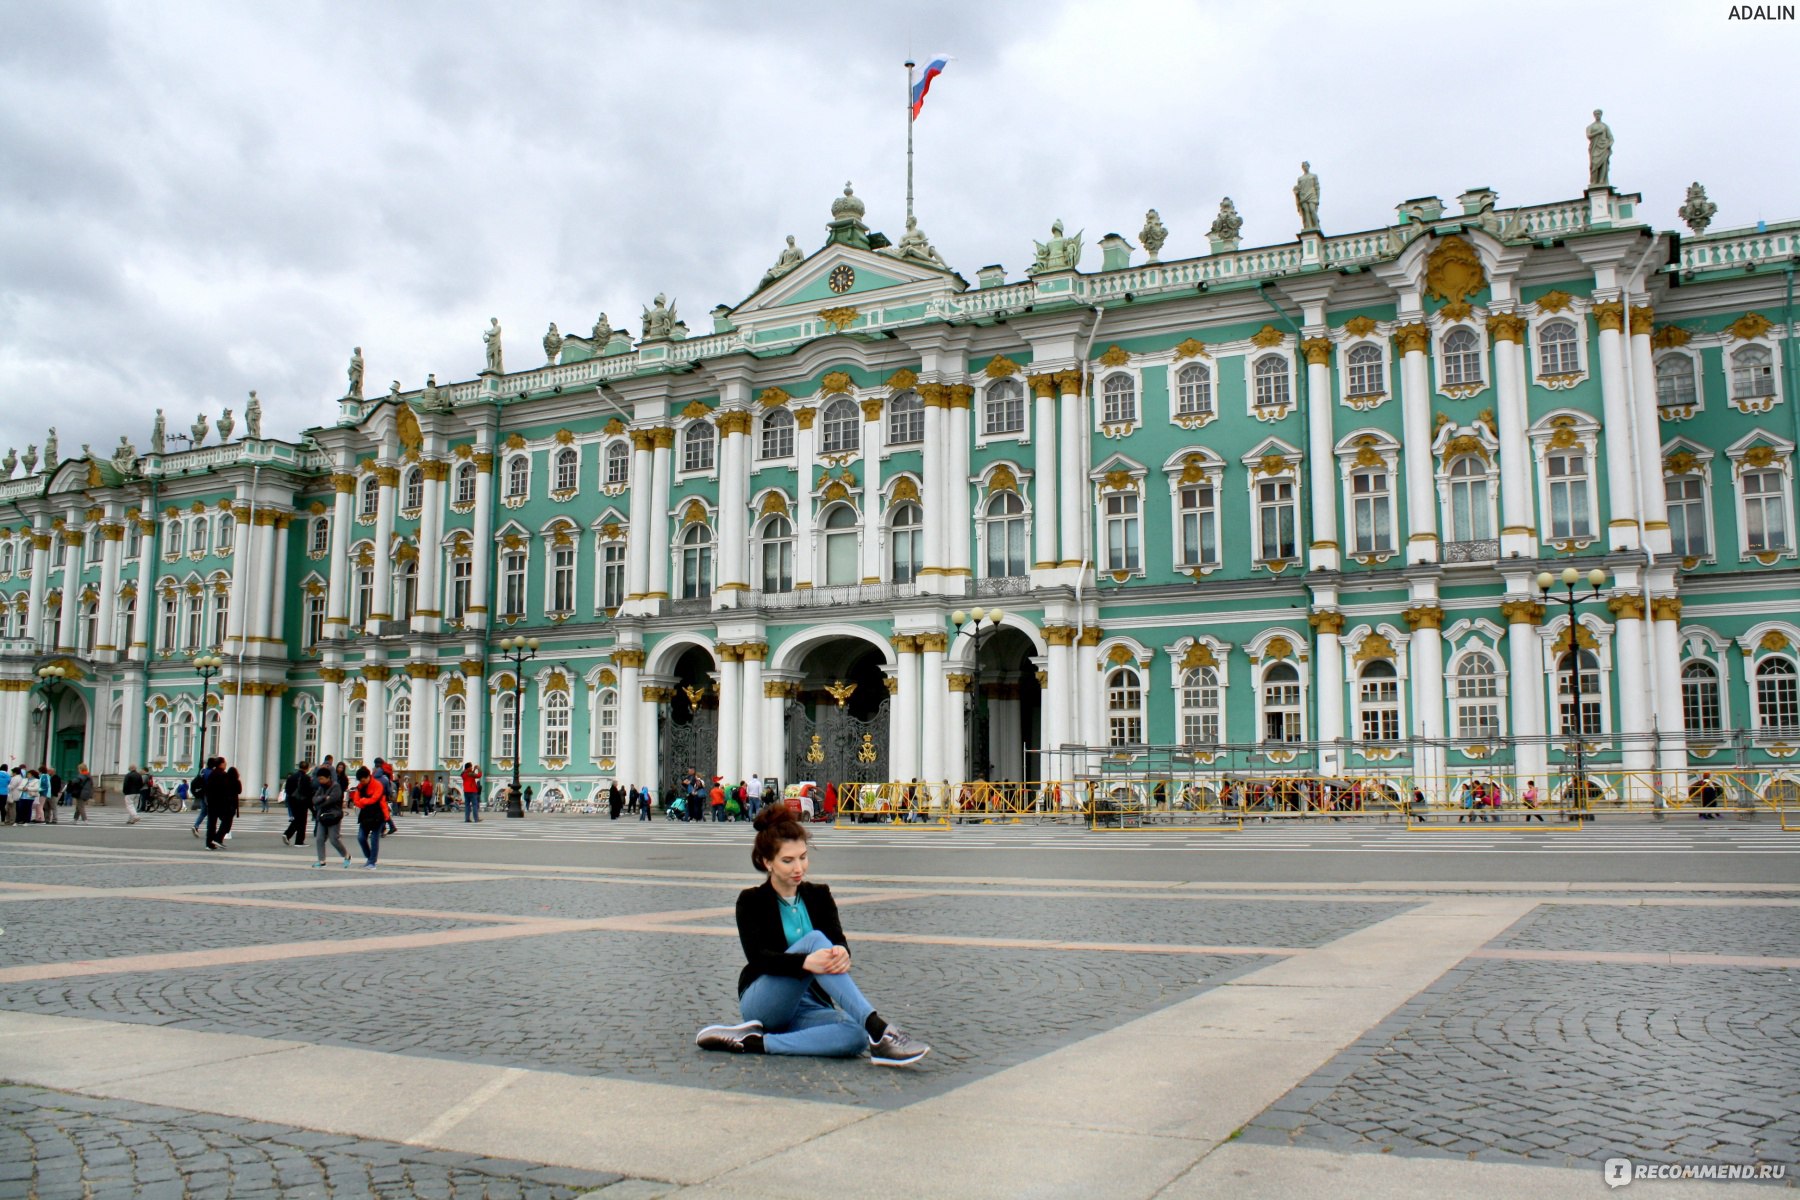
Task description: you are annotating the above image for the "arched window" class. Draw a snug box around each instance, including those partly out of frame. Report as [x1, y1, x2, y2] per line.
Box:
[759, 515, 794, 593]
[1441, 327, 1483, 386]
[1537, 319, 1580, 376]
[1252, 356, 1290, 409]
[543, 690, 571, 760]
[1681, 660, 1722, 736]
[1556, 649, 1603, 736]
[1358, 660, 1401, 742]
[453, 461, 478, 506]
[1102, 373, 1136, 424]
[604, 441, 629, 486]
[890, 389, 927, 443]
[760, 408, 794, 460]
[983, 492, 1027, 578]
[298, 709, 320, 768]
[1449, 456, 1493, 542]
[596, 688, 618, 760]
[682, 422, 716, 472]
[394, 557, 417, 622]
[1350, 466, 1393, 554]
[819, 398, 860, 454]
[1106, 667, 1144, 747]
[353, 560, 374, 625]
[1656, 355, 1698, 410]
[1178, 666, 1220, 746]
[203, 707, 220, 759]
[402, 467, 423, 511]
[151, 709, 171, 765]
[981, 381, 1024, 435]
[1731, 345, 1775, 399]
[442, 694, 467, 763]
[505, 455, 530, 499]
[495, 692, 517, 760]
[310, 516, 330, 555]
[216, 514, 235, 555]
[166, 520, 184, 558]
[390, 694, 411, 764]
[553, 447, 579, 492]
[1453, 652, 1502, 740]
[1176, 363, 1214, 416]
[80, 597, 99, 654]
[889, 502, 923, 584]
[1756, 657, 1799, 732]
[0, 540, 12, 575]
[347, 698, 366, 763]
[190, 516, 208, 554]
[175, 709, 196, 767]
[1262, 662, 1303, 743]
[679, 524, 712, 599]
[1346, 344, 1385, 398]
[822, 505, 858, 587]
[360, 476, 381, 517]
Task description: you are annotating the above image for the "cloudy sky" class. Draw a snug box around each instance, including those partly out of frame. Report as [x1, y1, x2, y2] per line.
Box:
[2, 0, 1793, 463]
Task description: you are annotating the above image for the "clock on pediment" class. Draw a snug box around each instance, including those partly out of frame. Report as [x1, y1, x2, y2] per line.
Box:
[827, 264, 856, 294]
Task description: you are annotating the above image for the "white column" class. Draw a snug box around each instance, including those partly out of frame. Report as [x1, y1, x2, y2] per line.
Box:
[224, 505, 256, 655]
[1489, 315, 1536, 555]
[362, 668, 387, 767]
[948, 386, 973, 580]
[1076, 629, 1103, 753]
[262, 690, 284, 792]
[1407, 602, 1446, 798]
[859, 399, 884, 583]
[647, 428, 673, 599]
[24, 526, 49, 651]
[463, 669, 486, 773]
[920, 632, 946, 782]
[1030, 376, 1059, 569]
[1593, 300, 1640, 550]
[118, 674, 146, 773]
[1628, 303, 1670, 556]
[625, 432, 654, 600]
[1396, 325, 1438, 564]
[892, 637, 919, 779]
[718, 415, 753, 593]
[717, 649, 742, 784]
[321, 669, 344, 766]
[760, 678, 788, 788]
[740, 646, 765, 781]
[130, 511, 154, 660]
[1313, 615, 1345, 774]
[1502, 595, 1549, 790]
[1057, 374, 1084, 567]
[252, 513, 278, 642]
[266, 516, 290, 650]
[920, 389, 947, 587]
[468, 453, 495, 630]
[1042, 629, 1074, 781]
[1303, 340, 1340, 571]
[56, 528, 80, 652]
[96, 521, 124, 658]
[794, 409, 818, 588]
[325, 472, 354, 635]
[414, 462, 444, 634]
[238, 689, 265, 787]
[944, 672, 969, 790]
[615, 651, 642, 786]
[639, 685, 663, 794]
[410, 670, 436, 771]
[1610, 594, 1655, 799]
[1650, 594, 1688, 789]
[369, 466, 397, 628]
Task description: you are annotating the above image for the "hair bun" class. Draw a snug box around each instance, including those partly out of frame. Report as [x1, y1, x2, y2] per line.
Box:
[752, 804, 789, 832]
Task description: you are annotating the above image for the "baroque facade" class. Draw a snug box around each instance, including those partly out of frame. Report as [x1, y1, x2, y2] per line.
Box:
[1, 176, 1797, 807]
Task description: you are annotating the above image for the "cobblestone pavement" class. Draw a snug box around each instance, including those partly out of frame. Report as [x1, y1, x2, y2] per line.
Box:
[1493, 901, 1800, 959]
[0, 1084, 624, 1199]
[2, 861, 331, 890]
[1241, 957, 1800, 1175]
[224, 879, 741, 921]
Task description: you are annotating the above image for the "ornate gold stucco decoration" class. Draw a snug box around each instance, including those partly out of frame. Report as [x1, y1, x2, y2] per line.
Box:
[822, 481, 848, 503]
[1393, 323, 1431, 355]
[1342, 316, 1379, 338]
[1256, 453, 1290, 477]
[891, 476, 921, 503]
[1593, 300, 1626, 332]
[1728, 312, 1773, 341]
[1552, 624, 1599, 655]
[1607, 596, 1646, 621]
[1760, 630, 1792, 654]
[678, 401, 711, 420]
[1651, 325, 1691, 350]
[1740, 444, 1779, 472]
[758, 387, 790, 409]
[1301, 337, 1333, 366]
[1250, 325, 1285, 349]
[1536, 290, 1574, 314]
[1178, 642, 1217, 670]
[1263, 636, 1295, 661]
[1106, 644, 1138, 667]
[1353, 632, 1395, 664]
[1486, 313, 1527, 344]
[1174, 337, 1209, 360]
[885, 368, 918, 391]
[1663, 450, 1699, 476]
[984, 355, 1022, 379]
[1099, 345, 1131, 367]
[1310, 611, 1346, 636]
[1425, 236, 1487, 310]
[818, 308, 859, 332]
[819, 372, 854, 395]
[1178, 454, 1210, 484]
[396, 405, 423, 453]
[681, 500, 708, 526]
[985, 465, 1018, 495]
[1548, 415, 1581, 449]
[1101, 469, 1134, 492]
[759, 492, 789, 516]
[1402, 606, 1444, 631]
[1444, 434, 1492, 464]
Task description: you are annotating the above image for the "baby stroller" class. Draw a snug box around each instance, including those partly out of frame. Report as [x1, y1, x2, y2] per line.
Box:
[664, 794, 689, 821]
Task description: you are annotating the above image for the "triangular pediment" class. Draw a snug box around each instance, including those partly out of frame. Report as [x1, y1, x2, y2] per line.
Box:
[733, 243, 965, 319]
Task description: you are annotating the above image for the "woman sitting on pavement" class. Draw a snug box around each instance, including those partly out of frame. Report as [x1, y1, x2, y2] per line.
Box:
[694, 806, 930, 1066]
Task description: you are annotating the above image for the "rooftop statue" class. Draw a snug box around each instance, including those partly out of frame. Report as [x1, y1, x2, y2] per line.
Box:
[483, 318, 504, 374]
[642, 293, 678, 340]
[1029, 220, 1083, 275]
[388, 380, 402, 401]
[543, 322, 563, 364]
[888, 216, 947, 267]
[191, 413, 208, 446]
[830, 182, 866, 222]
[1, 448, 13, 478]
[44, 427, 57, 466]
[22, 445, 37, 475]
[420, 373, 444, 411]
[245, 390, 262, 440]
[591, 312, 612, 344]
[1209, 197, 1243, 244]
[1586, 109, 1613, 188]
[112, 437, 137, 477]
[151, 409, 166, 455]
[218, 408, 235, 442]
[347, 347, 364, 399]
[760, 235, 805, 289]
[1679, 181, 1717, 234]
[1294, 162, 1321, 232]
[1139, 209, 1168, 263]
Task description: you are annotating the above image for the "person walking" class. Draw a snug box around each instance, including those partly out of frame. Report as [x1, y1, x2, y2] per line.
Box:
[522, 784, 534, 813]
[205, 764, 242, 850]
[608, 780, 624, 821]
[1521, 779, 1544, 823]
[693, 806, 930, 1065]
[638, 783, 654, 821]
[71, 764, 94, 821]
[419, 776, 434, 816]
[745, 773, 763, 821]
[309, 765, 352, 869]
[189, 761, 211, 837]
[372, 758, 398, 836]
[710, 777, 726, 823]
[351, 766, 386, 868]
[0, 763, 13, 826]
[41, 767, 58, 824]
[121, 764, 144, 824]
[282, 762, 314, 846]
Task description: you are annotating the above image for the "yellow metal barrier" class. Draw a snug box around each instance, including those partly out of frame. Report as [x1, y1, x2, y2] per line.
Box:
[832, 781, 950, 829]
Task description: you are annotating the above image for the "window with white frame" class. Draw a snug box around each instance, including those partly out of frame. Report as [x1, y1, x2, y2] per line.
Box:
[454, 462, 478, 505]
[1448, 456, 1493, 542]
[151, 709, 170, 764]
[216, 514, 234, 556]
[1106, 667, 1144, 746]
[127, 522, 142, 558]
[500, 548, 527, 617]
[1262, 663, 1303, 743]
[1537, 319, 1580, 376]
[821, 505, 857, 587]
[1178, 667, 1220, 746]
[890, 389, 926, 443]
[203, 708, 220, 759]
[983, 492, 1027, 578]
[1350, 467, 1394, 554]
[597, 688, 618, 759]
[160, 592, 179, 648]
[166, 520, 184, 558]
[679, 524, 713, 599]
[1656, 355, 1698, 410]
[1102, 373, 1136, 424]
[553, 447, 579, 492]
[1345, 344, 1385, 398]
[600, 541, 626, 610]
[759, 515, 794, 593]
[1256, 476, 1298, 562]
[543, 690, 571, 759]
[548, 541, 576, 614]
[402, 467, 423, 512]
[1176, 480, 1218, 568]
[1441, 327, 1483, 386]
[1, 541, 14, 577]
[393, 558, 417, 622]
[1250, 356, 1289, 409]
[1546, 450, 1594, 540]
[1731, 345, 1776, 400]
[209, 589, 228, 649]
[298, 709, 319, 767]
[981, 381, 1024, 436]
[760, 408, 794, 460]
[604, 442, 629, 486]
[1556, 649, 1604, 736]
[52, 536, 67, 569]
[310, 517, 329, 555]
[303, 591, 325, 649]
[1742, 467, 1790, 552]
[1756, 657, 1799, 732]
[183, 591, 203, 649]
[1681, 660, 1722, 736]
[889, 502, 923, 584]
[443, 695, 467, 763]
[361, 476, 380, 516]
[1665, 474, 1709, 558]
[1358, 660, 1402, 742]
[495, 692, 516, 759]
[114, 595, 134, 652]
[390, 694, 411, 763]
[1453, 652, 1502, 740]
[505, 455, 530, 499]
[175, 709, 196, 766]
[1175, 363, 1214, 416]
[449, 553, 472, 621]
[354, 564, 373, 624]
[682, 422, 716, 472]
[348, 699, 366, 763]
[1103, 490, 1141, 572]
[80, 598, 98, 653]
[819, 398, 859, 454]
[191, 517, 208, 555]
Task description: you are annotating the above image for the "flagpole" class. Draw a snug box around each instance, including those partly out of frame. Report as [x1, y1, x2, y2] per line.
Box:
[904, 60, 915, 225]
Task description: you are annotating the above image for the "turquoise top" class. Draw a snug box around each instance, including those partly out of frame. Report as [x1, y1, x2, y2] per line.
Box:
[777, 891, 814, 947]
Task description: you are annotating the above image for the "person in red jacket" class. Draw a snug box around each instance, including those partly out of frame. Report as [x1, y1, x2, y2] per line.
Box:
[461, 762, 483, 823]
[350, 766, 387, 869]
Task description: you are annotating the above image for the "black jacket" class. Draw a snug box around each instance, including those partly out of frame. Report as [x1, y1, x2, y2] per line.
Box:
[122, 770, 144, 796]
[284, 769, 314, 808]
[735, 880, 847, 997]
[311, 780, 345, 823]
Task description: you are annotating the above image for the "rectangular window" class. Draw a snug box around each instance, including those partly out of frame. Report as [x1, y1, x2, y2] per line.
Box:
[354, 568, 373, 625]
[501, 550, 527, 618]
[449, 557, 472, 621]
[986, 516, 1027, 578]
[1359, 681, 1401, 741]
[1256, 478, 1298, 561]
[445, 704, 466, 763]
[160, 597, 178, 650]
[497, 699, 516, 760]
[1665, 476, 1708, 558]
[550, 545, 576, 613]
[1104, 492, 1140, 572]
[761, 538, 793, 593]
[304, 594, 325, 649]
[1743, 469, 1789, 552]
[1177, 483, 1217, 567]
[1547, 451, 1593, 540]
[601, 543, 626, 610]
[1351, 471, 1393, 554]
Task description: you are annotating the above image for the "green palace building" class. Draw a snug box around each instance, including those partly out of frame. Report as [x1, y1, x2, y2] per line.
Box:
[1, 164, 1796, 810]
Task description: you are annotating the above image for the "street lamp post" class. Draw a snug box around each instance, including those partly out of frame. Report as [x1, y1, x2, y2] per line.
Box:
[34, 664, 71, 772]
[497, 635, 539, 818]
[950, 608, 1004, 782]
[1536, 566, 1608, 821]
[193, 655, 223, 767]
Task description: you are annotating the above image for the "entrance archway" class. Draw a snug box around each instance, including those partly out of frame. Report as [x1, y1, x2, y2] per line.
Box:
[783, 638, 890, 790]
[965, 627, 1042, 783]
[661, 645, 719, 798]
[30, 683, 89, 778]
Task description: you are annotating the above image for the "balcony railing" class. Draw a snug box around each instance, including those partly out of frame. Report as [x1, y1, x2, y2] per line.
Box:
[1442, 539, 1500, 563]
[752, 582, 916, 610]
[974, 575, 1031, 597]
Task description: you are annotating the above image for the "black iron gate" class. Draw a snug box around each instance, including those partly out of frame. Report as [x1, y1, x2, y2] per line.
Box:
[664, 703, 718, 798]
[786, 697, 889, 787]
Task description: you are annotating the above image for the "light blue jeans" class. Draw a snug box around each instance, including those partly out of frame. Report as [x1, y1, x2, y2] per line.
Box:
[739, 930, 874, 1057]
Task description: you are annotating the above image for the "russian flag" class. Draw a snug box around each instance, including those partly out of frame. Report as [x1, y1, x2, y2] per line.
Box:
[910, 54, 951, 121]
